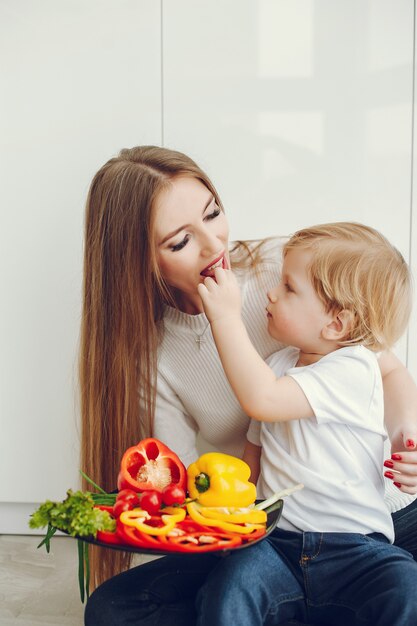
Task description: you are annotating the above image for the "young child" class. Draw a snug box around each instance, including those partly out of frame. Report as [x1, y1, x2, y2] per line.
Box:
[196, 222, 417, 626]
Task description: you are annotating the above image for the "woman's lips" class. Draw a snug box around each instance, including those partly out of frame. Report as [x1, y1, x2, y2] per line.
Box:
[200, 253, 227, 277]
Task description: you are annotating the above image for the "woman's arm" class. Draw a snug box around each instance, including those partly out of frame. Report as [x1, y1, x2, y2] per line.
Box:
[379, 350, 417, 494]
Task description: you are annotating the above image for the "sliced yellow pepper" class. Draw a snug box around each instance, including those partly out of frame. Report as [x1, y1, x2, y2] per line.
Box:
[120, 507, 186, 536]
[187, 452, 257, 507]
[197, 506, 267, 524]
[186, 502, 265, 535]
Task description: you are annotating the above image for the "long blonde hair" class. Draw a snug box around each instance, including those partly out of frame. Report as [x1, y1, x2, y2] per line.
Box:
[284, 222, 412, 350]
[80, 146, 232, 586]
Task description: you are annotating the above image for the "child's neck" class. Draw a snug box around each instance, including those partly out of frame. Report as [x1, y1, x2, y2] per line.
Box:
[296, 345, 340, 367]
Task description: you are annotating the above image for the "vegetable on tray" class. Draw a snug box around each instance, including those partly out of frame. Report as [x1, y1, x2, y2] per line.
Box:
[29, 440, 295, 603]
[187, 452, 257, 507]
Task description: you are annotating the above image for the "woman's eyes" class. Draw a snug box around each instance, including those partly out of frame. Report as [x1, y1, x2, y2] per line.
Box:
[170, 235, 190, 252]
[169, 206, 221, 251]
[206, 207, 221, 220]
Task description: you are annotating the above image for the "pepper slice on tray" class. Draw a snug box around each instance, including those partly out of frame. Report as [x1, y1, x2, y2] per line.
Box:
[119, 506, 186, 536]
[197, 506, 267, 524]
[116, 519, 170, 549]
[187, 452, 257, 507]
[186, 502, 265, 535]
[166, 531, 242, 552]
[93, 505, 122, 545]
[117, 438, 187, 493]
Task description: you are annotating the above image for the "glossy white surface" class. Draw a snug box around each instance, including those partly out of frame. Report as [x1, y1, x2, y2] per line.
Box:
[163, 0, 414, 363]
[0, 0, 161, 504]
[1, 1, 416, 524]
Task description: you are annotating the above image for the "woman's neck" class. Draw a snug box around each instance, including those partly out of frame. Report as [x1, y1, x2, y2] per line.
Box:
[171, 289, 204, 315]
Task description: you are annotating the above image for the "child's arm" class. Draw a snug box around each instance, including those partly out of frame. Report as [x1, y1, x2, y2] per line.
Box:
[198, 268, 312, 422]
[243, 441, 261, 486]
[379, 350, 417, 494]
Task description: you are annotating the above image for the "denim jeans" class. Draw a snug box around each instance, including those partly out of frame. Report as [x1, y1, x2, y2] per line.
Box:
[196, 529, 417, 626]
[392, 498, 417, 559]
[84, 500, 417, 626]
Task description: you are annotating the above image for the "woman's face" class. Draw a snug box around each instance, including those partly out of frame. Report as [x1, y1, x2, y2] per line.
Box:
[155, 176, 230, 314]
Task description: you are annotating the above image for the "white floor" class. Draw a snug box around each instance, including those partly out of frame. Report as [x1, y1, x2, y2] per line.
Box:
[0, 534, 160, 626]
[0, 535, 85, 625]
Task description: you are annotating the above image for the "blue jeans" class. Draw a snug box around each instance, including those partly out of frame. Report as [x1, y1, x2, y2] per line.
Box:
[196, 529, 417, 625]
[84, 500, 417, 625]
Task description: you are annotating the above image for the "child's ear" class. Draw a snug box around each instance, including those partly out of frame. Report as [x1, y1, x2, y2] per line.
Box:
[322, 309, 354, 342]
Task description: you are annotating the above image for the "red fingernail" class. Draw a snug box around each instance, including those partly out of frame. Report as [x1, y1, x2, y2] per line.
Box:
[394, 482, 402, 488]
[406, 439, 415, 448]
[384, 460, 394, 468]
[384, 471, 394, 479]
[391, 454, 402, 461]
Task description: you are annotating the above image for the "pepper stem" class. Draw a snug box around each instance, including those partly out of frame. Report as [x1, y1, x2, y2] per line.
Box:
[195, 472, 210, 493]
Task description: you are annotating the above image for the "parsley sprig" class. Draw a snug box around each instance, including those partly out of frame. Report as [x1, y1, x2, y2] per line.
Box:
[29, 475, 117, 603]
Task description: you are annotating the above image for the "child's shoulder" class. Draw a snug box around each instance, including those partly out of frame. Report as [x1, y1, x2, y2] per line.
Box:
[267, 346, 299, 373]
[326, 345, 379, 366]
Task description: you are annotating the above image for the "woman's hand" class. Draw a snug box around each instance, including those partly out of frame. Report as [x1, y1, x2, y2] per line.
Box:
[384, 430, 417, 495]
[197, 268, 242, 324]
[379, 350, 417, 495]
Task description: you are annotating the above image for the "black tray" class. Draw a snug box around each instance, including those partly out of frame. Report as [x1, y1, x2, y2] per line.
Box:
[76, 500, 283, 556]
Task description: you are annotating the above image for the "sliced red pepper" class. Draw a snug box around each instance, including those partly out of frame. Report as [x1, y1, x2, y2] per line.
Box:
[241, 527, 266, 542]
[94, 505, 121, 545]
[166, 531, 242, 552]
[97, 529, 123, 545]
[116, 519, 170, 550]
[117, 438, 187, 494]
[95, 504, 114, 514]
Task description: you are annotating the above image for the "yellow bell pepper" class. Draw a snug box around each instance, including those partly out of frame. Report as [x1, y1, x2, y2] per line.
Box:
[187, 452, 257, 507]
[186, 502, 265, 535]
[120, 506, 186, 536]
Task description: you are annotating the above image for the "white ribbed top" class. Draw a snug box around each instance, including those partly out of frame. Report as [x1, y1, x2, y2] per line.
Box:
[154, 238, 285, 467]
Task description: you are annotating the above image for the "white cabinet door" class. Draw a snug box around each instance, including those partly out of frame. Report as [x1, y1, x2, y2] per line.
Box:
[0, 0, 161, 528]
[163, 0, 414, 364]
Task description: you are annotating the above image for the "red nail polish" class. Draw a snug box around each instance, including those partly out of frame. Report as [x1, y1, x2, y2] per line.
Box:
[394, 482, 402, 488]
[406, 439, 415, 448]
[391, 454, 402, 461]
[384, 471, 394, 479]
[384, 460, 394, 468]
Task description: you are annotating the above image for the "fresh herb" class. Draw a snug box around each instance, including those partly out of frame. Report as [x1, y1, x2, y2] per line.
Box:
[29, 489, 116, 537]
[29, 485, 117, 603]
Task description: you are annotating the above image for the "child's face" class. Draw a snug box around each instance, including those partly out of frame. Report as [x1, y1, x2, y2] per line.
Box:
[266, 248, 333, 351]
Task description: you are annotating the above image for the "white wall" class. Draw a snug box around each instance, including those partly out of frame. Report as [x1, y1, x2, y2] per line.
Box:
[1, 0, 416, 532]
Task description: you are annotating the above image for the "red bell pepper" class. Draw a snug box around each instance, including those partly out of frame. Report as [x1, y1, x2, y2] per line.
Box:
[117, 438, 187, 494]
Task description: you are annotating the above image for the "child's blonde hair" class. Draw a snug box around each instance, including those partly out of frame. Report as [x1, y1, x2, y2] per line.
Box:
[283, 222, 412, 351]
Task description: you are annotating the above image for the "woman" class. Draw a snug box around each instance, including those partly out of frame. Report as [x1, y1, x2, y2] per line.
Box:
[81, 146, 417, 625]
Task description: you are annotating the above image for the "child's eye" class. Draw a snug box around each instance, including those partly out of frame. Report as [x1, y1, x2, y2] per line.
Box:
[285, 283, 294, 293]
[170, 235, 190, 252]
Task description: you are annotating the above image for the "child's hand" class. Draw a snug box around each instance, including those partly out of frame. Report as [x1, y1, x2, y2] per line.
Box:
[197, 268, 241, 324]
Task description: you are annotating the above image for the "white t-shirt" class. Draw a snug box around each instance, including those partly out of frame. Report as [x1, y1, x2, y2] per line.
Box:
[248, 345, 395, 541]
